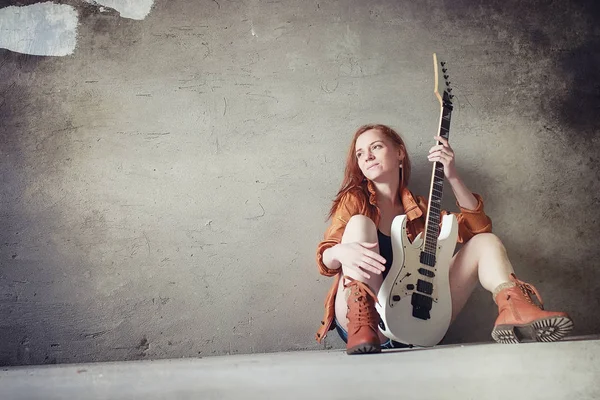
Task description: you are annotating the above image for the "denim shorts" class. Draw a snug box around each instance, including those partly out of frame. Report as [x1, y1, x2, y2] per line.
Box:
[334, 317, 411, 350]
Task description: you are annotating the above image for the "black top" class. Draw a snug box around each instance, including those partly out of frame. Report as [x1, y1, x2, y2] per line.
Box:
[377, 230, 394, 281]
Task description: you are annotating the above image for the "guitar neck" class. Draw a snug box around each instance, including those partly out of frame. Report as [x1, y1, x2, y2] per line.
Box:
[423, 100, 452, 256]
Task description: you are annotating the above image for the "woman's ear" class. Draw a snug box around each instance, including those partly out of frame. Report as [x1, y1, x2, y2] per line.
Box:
[398, 149, 405, 161]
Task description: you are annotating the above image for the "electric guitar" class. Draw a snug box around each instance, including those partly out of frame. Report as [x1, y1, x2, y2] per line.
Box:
[376, 53, 458, 347]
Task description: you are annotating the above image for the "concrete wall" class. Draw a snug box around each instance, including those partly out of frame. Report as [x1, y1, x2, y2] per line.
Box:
[1, 0, 598, 366]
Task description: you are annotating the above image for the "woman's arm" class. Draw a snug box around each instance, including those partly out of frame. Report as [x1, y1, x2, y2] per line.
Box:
[428, 135, 478, 210]
[447, 175, 478, 210]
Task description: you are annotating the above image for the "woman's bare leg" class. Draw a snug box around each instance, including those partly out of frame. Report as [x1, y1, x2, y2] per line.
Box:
[448, 232, 574, 343]
[334, 214, 389, 343]
[448, 233, 514, 322]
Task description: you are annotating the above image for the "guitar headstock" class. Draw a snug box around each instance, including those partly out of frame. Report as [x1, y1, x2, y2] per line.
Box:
[433, 53, 454, 111]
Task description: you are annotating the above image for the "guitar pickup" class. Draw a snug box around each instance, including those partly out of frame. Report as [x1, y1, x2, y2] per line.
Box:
[419, 252, 436, 267]
[417, 279, 433, 295]
[418, 268, 435, 278]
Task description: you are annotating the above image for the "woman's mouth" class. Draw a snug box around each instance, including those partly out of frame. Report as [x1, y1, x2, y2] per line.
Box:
[367, 163, 379, 170]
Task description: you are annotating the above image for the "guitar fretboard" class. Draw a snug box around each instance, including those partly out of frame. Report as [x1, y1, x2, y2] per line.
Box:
[423, 102, 452, 257]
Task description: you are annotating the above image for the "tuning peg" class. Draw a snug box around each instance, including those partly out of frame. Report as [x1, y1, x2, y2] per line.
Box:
[443, 74, 449, 79]
[449, 94, 454, 99]
[446, 81, 451, 86]
[442, 68, 447, 73]
[441, 61, 446, 66]
[447, 88, 452, 93]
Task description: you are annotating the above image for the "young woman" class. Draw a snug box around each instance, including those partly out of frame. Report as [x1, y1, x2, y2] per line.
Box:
[315, 124, 573, 354]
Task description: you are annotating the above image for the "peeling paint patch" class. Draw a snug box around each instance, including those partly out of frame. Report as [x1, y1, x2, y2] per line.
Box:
[84, 0, 155, 20]
[0, 2, 78, 56]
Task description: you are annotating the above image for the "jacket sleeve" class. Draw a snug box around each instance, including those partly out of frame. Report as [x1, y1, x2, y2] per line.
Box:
[444, 192, 492, 244]
[315, 194, 359, 277]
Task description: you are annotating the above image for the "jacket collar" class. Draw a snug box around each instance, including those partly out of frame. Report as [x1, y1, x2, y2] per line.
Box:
[367, 180, 423, 221]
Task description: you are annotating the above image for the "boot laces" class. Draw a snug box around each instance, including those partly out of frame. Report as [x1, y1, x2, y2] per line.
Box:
[510, 273, 544, 310]
[344, 277, 380, 329]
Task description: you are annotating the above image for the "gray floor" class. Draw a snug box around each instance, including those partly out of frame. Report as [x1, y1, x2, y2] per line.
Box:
[1, 337, 599, 400]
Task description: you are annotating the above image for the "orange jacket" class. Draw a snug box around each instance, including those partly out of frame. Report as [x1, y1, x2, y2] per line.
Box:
[315, 182, 493, 343]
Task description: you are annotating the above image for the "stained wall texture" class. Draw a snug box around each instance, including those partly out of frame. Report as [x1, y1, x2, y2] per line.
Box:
[1, 0, 599, 366]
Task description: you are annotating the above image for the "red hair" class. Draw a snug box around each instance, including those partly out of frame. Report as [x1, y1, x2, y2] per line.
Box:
[327, 124, 411, 219]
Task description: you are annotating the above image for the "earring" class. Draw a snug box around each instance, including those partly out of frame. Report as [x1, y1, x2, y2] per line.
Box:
[400, 164, 405, 188]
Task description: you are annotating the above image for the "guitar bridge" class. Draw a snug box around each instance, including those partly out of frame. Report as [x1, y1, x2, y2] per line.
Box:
[411, 292, 432, 320]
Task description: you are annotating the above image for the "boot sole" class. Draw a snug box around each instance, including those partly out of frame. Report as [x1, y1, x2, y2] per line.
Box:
[346, 343, 381, 355]
[491, 316, 574, 344]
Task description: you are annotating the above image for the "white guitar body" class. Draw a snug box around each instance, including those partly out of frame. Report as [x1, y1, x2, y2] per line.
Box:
[376, 213, 459, 347]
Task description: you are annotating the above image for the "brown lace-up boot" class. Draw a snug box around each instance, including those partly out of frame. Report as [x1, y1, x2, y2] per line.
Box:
[492, 273, 573, 344]
[344, 276, 381, 355]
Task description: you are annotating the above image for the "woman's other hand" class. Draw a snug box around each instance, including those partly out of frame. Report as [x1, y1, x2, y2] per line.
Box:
[332, 242, 386, 279]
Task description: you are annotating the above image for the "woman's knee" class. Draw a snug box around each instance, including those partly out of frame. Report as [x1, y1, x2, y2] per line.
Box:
[341, 214, 377, 243]
[469, 232, 505, 251]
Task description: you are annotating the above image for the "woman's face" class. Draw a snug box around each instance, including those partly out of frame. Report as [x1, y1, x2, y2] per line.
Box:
[355, 129, 403, 182]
